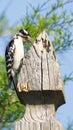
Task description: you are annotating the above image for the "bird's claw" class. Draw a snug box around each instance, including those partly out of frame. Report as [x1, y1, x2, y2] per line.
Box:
[17, 80, 30, 92]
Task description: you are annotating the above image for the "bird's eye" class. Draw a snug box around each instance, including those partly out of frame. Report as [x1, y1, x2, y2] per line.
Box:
[19, 29, 24, 33]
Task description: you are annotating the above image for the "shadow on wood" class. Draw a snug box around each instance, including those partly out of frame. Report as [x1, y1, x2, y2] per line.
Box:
[17, 90, 65, 110]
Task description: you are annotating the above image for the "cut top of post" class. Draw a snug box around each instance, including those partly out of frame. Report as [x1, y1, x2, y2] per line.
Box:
[17, 31, 66, 109]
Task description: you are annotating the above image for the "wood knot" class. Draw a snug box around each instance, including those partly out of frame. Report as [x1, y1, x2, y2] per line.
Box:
[35, 37, 51, 53]
[41, 38, 51, 52]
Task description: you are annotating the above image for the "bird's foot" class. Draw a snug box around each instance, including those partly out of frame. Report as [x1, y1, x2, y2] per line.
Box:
[17, 80, 30, 92]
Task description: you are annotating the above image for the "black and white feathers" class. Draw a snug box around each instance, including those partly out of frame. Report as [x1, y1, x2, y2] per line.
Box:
[5, 29, 31, 82]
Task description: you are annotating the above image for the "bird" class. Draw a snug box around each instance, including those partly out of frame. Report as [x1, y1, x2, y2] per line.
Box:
[5, 29, 31, 92]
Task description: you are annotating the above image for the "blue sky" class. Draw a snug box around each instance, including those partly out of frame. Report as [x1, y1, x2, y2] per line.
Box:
[0, 0, 73, 129]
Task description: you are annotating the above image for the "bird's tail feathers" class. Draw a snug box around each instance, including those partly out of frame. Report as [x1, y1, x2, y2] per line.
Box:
[8, 76, 20, 100]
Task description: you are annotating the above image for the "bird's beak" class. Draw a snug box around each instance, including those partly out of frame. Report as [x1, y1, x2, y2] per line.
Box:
[27, 35, 31, 42]
[26, 34, 32, 44]
[22, 33, 32, 43]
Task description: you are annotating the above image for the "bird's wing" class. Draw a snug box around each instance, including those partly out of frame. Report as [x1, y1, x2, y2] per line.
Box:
[5, 39, 15, 80]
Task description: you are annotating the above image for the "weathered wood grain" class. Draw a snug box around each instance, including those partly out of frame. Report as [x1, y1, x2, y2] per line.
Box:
[15, 105, 64, 130]
[15, 31, 65, 130]
[18, 31, 64, 92]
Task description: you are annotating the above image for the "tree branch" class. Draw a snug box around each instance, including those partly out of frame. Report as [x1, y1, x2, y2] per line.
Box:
[46, 0, 73, 17]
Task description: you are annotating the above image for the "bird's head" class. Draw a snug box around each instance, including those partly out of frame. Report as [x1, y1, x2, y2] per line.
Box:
[16, 29, 31, 43]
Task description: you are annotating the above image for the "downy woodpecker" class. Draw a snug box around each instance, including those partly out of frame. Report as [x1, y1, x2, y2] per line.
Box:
[5, 29, 31, 90]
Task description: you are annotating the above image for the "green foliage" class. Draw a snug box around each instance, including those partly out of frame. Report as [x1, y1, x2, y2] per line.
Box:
[0, 57, 25, 124]
[19, 0, 73, 53]
[64, 72, 73, 85]
[67, 122, 73, 130]
[0, 13, 9, 37]
[0, 0, 73, 129]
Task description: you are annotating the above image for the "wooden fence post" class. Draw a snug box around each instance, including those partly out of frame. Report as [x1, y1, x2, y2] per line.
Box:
[15, 31, 66, 130]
